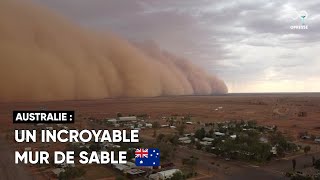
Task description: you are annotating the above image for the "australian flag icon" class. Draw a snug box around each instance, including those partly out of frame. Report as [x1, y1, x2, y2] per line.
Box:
[135, 148, 160, 166]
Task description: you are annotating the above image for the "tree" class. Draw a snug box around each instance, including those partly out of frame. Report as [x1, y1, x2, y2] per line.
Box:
[169, 118, 175, 126]
[152, 129, 157, 137]
[89, 143, 101, 152]
[182, 156, 198, 175]
[171, 171, 185, 180]
[195, 128, 206, 140]
[208, 128, 214, 137]
[157, 134, 166, 142]
[292, 159, 296, 171]
[169, 134, 179, 145]
[304, 146, 311, 155]
[59, 167, 85, 180]
[153, 142, 175, 162]
[314, 159, 320, 170]
[116, 112, 123, 117]
[177, 124, 186, 135]
[273, 125, 278, 132]
[195, 142, 202, 150]
[152, 121, 160, 129]
[115, 176, 125, 180]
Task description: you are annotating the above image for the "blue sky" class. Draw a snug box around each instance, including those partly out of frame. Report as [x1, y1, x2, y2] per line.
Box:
[33, 0, 320, 92]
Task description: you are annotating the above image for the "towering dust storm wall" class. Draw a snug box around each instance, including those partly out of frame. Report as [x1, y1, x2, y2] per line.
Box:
[0, 0, 228, 102]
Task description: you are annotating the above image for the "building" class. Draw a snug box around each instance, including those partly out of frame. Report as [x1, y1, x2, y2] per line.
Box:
[126, 169, 146, 178]
[214, 132, 225, 136]
[200, 141, 212, 146]
[119, 116, 137, 121]
[202, 137, 214, 142]
[259, 137, 269, 143]
[178, 137, 191, 144]
[107, 119, 117, 123]
[230, 135, 237, 139]
[149, 169, 181, 180]
[270, 146, 277, 155]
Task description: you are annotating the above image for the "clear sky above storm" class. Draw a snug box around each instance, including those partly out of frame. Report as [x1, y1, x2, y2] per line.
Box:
[33, 0, 320, 93]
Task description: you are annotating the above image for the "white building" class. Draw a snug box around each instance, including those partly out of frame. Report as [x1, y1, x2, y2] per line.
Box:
[149, 169, 181, 180]
[200, 141, 212, 146]
[119, 116, 137, 121]
[230, 135, 237, 139]
[270, 146, 277, 155]
[108, 119, 117, 123]
[161, 125, 169, 128]
[214, 132, 225, 136]
[178, 137, 191, 144]
[202, 137, 214, 142]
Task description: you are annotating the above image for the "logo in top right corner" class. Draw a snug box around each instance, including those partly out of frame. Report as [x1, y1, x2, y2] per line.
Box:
[289, 10, 309, 30]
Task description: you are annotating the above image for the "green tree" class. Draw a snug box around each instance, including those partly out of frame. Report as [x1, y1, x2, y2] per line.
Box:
[152, 121, 160, 129]
[171, 171, 185, 180]
[304, 146, 311, 155]
[152, 129, 157, 138]
[182, 156, 198, 174]
[157, 133, 166, 142]
[208, 128, 214, 137]
[116, 112, 122, 118]
[115, 176, 126, 180]
[177, 124, 186, 135]
[195, 128, 206, 140]
[312, 156, 316, 166]
[314, 159, 320, 170]
[58, 167, 85, 180]
[292, 159, 296, 171]
[89, 143, 101, 152]
[152, 142, 175, 162]
[169, 134, 179, 145]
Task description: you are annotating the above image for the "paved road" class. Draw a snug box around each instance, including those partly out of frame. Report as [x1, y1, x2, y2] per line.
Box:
[0, 138, 33, 180]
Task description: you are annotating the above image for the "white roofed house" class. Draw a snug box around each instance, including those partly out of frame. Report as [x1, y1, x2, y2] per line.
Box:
[259, 137, 269, 143]
[145, 123, 153, 128]
[200, 141, 212, 146]
[270, 146, 277, 155]
[178, 137, 191, 144]
[149, 169, 181, 180]
[230, 135, 237, 139]
[118, 116, 137, 122]
[214, 132, 225, 136]
[107, 118, 117, 123]
[202, 137, 214, 142]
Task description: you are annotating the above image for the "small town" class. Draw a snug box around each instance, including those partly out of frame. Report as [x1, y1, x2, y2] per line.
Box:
[10, 110, 320, 180]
